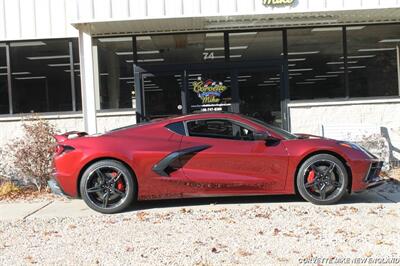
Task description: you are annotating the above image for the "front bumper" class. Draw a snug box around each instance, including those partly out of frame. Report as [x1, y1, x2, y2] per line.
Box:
[364, 161, 386, 189]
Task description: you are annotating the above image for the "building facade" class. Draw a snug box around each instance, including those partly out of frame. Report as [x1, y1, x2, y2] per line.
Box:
[0, 0, 400, 159]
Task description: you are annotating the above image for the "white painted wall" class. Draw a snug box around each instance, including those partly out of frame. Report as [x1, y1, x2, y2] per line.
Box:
[0, 111, 136, 148]
[289, 98, 400, 161]
[1, 0, 399, 41]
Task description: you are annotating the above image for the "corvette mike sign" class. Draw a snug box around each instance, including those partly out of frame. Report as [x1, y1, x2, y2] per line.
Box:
[190, 78, 231, 112]
[192, 79, 227, 104]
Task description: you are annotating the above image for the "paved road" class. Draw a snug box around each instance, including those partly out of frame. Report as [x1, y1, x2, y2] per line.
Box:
[1, 181, 399, 220]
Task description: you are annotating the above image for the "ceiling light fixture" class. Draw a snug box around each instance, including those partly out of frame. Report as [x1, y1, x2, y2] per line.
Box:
[116, 50, 159, 55]
[12, 72, 31, 75]
[230, 32, 258, 36]
[379, 39, 400, 43]
[341, 55, 376, 59]
[288, 58, 306, 62]
[358, 48, 395, 52]
[15, 76, 46, 80]
[287, 51, 320, 55]
[327, 71, 351, 74]
[326, 61, 358, 64]
[289, 68, 313, 72]
[204, 46, 247, 51]
[138, 58, 164, 63]
[27, 55, 70, 60]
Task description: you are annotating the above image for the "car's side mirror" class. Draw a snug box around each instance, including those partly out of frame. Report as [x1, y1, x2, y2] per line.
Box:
[253, 131, 272, 141]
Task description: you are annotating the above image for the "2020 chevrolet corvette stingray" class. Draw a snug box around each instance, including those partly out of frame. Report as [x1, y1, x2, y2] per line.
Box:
[52, 113, 384, 213]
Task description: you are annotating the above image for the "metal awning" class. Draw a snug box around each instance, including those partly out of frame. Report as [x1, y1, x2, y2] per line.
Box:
[73, 8, 400, 36]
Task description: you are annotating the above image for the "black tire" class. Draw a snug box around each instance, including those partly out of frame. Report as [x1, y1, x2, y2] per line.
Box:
[80, 160, 136, 214]
[296, 154, 348, 205]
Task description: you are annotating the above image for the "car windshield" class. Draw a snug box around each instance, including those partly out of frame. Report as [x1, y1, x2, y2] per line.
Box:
[240, 114, 298, 140]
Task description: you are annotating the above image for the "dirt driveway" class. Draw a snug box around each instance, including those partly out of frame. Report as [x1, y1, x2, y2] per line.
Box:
[0, 181, 399, 265]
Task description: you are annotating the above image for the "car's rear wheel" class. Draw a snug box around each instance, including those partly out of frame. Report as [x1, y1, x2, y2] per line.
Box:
[80, 160, 136, 214]
[296, 154, 348, 205]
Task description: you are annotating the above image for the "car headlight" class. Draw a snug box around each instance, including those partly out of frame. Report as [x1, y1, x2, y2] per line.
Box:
[338, 141, 376, 159]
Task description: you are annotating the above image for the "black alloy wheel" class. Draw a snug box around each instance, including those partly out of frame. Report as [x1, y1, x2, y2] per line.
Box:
[80, 160, 136, 214]
[296, 154, 348, 205]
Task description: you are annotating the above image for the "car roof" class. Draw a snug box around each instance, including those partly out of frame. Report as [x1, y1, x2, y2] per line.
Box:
[163, 112, 243, 123]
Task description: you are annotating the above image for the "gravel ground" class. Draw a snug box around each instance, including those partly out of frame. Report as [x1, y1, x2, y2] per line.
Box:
[1, 186, 400, 265]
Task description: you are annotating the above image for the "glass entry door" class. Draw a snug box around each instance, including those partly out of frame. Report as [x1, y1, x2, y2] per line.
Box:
[141, 72, 183, 119]
[138, 63, 285, 129]
[237, 67, 283, 128]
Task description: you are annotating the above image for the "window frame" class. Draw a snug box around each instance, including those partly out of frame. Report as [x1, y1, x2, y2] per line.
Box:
[183, 118, 256, 141]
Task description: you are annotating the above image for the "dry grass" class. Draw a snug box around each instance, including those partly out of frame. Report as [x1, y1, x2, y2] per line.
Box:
[0, 182, 58, 202]
[0, 181, 21, 198]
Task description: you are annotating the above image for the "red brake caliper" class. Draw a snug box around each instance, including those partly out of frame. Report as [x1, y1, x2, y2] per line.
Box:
[117, 181, 125, 191]
[307, 170, 316, 191]
[111, 172, 125, 191]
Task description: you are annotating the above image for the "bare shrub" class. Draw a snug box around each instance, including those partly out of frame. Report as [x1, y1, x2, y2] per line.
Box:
[355, 134, 391, 172]
[6, 115, 57, 191]
[0, 147, 19, 182]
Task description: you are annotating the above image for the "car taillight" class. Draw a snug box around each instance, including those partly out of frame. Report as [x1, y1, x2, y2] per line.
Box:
[55, 145, 74, 156]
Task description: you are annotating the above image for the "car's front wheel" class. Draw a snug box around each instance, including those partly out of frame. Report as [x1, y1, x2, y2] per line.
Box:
[296, 154, 348, 205]
[80, 160, 136, 214]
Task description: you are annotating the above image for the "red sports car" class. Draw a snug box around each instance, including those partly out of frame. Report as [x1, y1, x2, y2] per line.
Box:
[52, 112, 384, 213]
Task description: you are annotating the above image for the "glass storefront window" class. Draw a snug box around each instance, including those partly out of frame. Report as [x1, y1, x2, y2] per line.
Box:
[10, 40, 76, 113]
[288, 27, 345, 100]
[136, 33, 225, 64]
[0, 45, 8, 114]
[188, 71, 232, 113]
[96, 37, 134, 110]
[142, 72, 182, 119]
[229, 31, 283, 61]
[347, 24, 400, 97]
[238, 68, 282, 127]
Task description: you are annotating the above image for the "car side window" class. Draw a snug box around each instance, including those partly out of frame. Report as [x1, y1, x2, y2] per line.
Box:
[186, 119, 254, 141]
[165, 122, 186, 135]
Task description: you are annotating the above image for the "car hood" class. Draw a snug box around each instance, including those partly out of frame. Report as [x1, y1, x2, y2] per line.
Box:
[294, 133, 331, 140]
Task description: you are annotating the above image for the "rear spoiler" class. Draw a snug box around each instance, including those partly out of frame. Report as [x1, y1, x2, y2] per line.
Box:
[54, 131, 88, 142]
